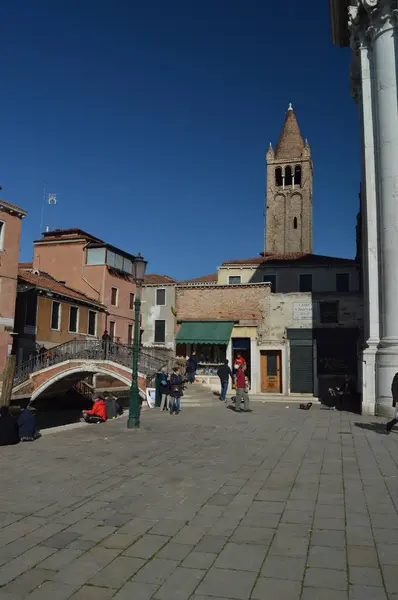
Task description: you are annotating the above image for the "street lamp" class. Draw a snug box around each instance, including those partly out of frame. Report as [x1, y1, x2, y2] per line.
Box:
[127, 253, 147, 429]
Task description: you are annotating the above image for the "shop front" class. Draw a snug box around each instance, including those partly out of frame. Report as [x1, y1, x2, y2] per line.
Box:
[176, 320, 234, 388]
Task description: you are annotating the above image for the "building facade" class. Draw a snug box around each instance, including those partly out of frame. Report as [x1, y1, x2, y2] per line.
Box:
[141, 274, 177, 350]
[0, 200, 27, 376]
[329, 0, 397, 415]
[265, 105, 313, 254]
[14, 266, 106, 364]
[32, 229, 139, 346]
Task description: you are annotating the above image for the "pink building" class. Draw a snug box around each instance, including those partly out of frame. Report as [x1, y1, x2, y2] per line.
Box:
[32, 229, 137, 345]
[0, 200, 27, 375]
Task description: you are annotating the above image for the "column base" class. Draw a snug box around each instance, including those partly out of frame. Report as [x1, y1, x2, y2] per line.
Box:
[362, 341, 377, 416]
[376, 338, 398, 417]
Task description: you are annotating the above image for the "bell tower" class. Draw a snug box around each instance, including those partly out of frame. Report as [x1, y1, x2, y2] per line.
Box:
[265, 104, 313, 254]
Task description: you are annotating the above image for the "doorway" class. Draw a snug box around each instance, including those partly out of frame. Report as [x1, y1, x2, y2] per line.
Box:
[260, 350, 282, 393]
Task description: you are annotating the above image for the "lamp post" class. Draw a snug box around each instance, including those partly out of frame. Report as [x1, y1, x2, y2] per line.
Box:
[127, 253, 147, 429]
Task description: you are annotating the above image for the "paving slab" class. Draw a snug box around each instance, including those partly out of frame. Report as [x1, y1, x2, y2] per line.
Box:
[0, 395, 397, 599]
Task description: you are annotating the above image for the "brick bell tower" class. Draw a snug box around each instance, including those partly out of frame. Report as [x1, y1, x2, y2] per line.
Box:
[265, 104, 313, 254]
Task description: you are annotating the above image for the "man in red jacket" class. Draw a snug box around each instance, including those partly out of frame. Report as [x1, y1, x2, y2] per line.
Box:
[82, 394, 107, 423]
[234, 364, 251, 413]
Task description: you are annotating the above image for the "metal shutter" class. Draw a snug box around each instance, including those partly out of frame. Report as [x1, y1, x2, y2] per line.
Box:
[290, 344, 313, 393]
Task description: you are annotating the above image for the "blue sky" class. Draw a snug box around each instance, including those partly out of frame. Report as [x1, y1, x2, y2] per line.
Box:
[1, 0, 358, 280]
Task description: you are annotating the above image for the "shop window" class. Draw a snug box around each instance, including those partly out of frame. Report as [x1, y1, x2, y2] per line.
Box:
[111, 287, 118, 306]
[156, 289, 166, 305]
[320, 301, 339, 324]
[69, 306, 79, 333]
[51, 301, 61, 330]
[229, 276, 241, 285]
[154, 320, 166, 343]
[275, 167, 283, 186]
[88, 311, 97, 336]
[336, 273, 349, 292]
[299, 274, 312, 292]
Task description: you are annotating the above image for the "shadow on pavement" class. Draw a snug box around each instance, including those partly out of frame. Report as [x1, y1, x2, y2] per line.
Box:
[354, 421, 390, 435]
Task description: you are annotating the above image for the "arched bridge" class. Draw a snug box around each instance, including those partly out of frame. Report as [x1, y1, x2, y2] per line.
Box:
[12, 340, 171, 402]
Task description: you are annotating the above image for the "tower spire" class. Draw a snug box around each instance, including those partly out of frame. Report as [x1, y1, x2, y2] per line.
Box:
[274, 104, 305, 159]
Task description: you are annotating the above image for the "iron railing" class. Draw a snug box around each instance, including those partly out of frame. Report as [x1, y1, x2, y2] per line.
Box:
[13, 339, 169, 387]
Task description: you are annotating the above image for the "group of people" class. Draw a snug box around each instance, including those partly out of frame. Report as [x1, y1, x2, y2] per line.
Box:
[0, 405, 40, 446]
[217, 353, 251, 412]
[158, 366, 184, 415]
[81, 391, 123, 424]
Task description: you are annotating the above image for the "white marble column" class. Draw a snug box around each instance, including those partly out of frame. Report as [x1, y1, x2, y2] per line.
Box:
[357, 32, 380, 415]
[365, 1, 398, 415]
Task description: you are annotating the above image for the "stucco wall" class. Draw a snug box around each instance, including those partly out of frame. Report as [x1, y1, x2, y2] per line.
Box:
[218, 264, 360, 293]
[0, 209, 23, 373]
[33, 241, 136, 345]
[36, 296, 100, 347]
[141, 285, 176, 349]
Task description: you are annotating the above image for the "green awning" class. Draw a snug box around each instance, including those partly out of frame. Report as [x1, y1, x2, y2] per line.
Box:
[176, 321, 234, 345]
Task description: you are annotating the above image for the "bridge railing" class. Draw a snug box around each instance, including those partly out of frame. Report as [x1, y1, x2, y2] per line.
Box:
[13, 339, 169, 387]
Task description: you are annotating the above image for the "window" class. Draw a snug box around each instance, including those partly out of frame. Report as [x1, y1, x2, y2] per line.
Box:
[123, 258, 133, 274]
[109, 321, 116, 340]
[69, 306, 79, 333]
[88, 310, 97, 336]
[51, 301, 61, 330]
[293, 217, 298, 229]
[0, 221, 4, 251]
[294, 165, 302, 186]
[111, 287, 118, 306]
[275, 167, 283, 187]
[86, 247, 106, 265]
[285, 166, 293, 186]
[229, 276, 241, 285]
[156, 289, 166, 305]
[320, 301, 339, 324]
[299, 274, 312, 292]
[154, 320, 166, 343]
[263, 274, 277, 292]
[336, 273, 350, 292]
[129, 293, 135, 309]
[128, 324, 133, 345]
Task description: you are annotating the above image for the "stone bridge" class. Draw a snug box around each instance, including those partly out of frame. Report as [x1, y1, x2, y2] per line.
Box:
[12, 339, 173, 402]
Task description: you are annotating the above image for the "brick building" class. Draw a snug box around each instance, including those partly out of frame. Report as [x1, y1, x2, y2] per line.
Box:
[0, 200, 27, 378]
[13, 266, 106, 364]
[32, 229, 140, 346]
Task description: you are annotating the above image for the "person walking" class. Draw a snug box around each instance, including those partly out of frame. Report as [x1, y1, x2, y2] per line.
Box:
[386, 372, 398, 432]
[186, 352, 197, 384]
[159, 367, 170, 411]
[217, 359, 233, 402]
[169, 367, 183, 415]
[233, 363, 251, 413]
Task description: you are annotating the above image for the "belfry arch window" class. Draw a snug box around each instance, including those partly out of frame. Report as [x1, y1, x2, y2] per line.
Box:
[294, 165, 302, 186]
[285, 166, 293, 186]
[293, 217, 298, 229]
[275, 167, 283, 187]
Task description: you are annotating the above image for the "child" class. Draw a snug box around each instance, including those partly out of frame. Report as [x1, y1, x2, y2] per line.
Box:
[169, 367, 183, 415]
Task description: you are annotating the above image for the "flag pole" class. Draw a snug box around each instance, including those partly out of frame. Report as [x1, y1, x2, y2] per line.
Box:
[39, 185, 46, 234]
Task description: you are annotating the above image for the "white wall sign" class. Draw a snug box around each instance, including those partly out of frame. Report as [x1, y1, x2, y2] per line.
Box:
[293, 303, 312, 320]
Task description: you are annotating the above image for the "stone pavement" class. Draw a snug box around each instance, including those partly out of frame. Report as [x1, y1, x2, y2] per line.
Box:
[0, 393, 398, 600]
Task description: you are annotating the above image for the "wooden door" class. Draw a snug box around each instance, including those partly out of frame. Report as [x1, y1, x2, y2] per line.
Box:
[260, 350, 282, 393]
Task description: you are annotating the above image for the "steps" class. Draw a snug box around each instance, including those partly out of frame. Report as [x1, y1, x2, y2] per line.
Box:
[181, 383, 219, 407]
